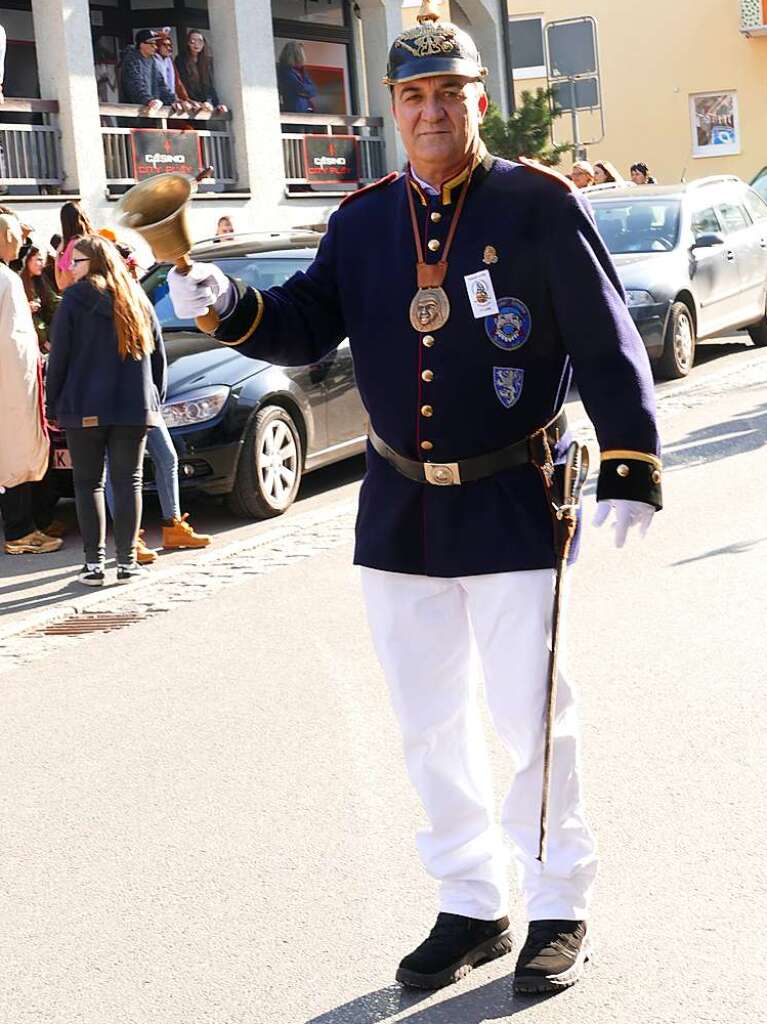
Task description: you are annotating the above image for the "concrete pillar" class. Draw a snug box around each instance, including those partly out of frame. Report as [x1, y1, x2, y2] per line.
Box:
[455, 0, 510, 116]
[355, 0, 406, 174]
[207, 0, 285, 217]
[32, 0, 108, 210]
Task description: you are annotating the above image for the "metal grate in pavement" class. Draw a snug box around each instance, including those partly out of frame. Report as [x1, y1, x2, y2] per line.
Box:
[30, 611, 147, 637]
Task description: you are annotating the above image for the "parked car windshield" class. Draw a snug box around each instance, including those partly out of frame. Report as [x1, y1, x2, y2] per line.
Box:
[591, 199, 682, 254]
[750, 167, 767, 205]
[143, 256, 313, 330]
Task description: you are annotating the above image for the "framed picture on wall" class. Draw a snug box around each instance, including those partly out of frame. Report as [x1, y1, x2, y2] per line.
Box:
[690, 92, 740, 158]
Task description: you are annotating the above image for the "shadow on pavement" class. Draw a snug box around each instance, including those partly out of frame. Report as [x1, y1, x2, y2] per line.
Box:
[306, 975, 562, 1024]
[670, 537, 767, 566]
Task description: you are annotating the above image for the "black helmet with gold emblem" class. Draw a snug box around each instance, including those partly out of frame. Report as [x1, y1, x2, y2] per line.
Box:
[384, 0, 487, 86]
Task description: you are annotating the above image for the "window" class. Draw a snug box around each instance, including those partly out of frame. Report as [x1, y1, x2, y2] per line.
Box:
[275, 36, 351, 115]
[272, 0, 345, 26]
[715, 201, 749, 234]
[690, 92, 740, 158]
[743, 189, 767, 223]
[691, 206, 722, 238]
[509, 16, 545, 79]
[591, 200, 681, 255]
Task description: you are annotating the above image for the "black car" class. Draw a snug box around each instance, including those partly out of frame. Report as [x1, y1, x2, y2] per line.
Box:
[587, 176, 767, 378]
[51, 232, 368, 519]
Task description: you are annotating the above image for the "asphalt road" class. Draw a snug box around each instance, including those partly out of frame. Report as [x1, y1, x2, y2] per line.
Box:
[0, 339, 766, 1023]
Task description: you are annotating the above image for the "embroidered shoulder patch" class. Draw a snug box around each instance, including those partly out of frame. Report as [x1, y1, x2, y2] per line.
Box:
[339, 172, 400, 207]
[519, 157, 576, 193]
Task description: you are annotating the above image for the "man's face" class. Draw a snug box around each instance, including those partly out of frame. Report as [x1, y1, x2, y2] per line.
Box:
[571, 166, 592, 189]
[158, 40, 172, 58]
[139, 40, 158, 58]
[0, 219, 22, 262]
[392, 75, 487, 172]
[630, 169, 647, 185]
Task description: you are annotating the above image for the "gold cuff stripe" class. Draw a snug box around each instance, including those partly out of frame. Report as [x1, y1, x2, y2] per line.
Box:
[601, 450, 662, 470]
[217, 289, 265, 347]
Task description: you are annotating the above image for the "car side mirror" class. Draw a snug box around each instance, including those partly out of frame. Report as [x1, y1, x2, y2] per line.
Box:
[691, 232, 724, 250]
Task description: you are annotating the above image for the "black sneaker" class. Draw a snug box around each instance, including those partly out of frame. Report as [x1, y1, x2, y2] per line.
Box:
[77, 565, 105, 587]
[513, 920, 591, 994]
[116, 563, 146, 585]
[396, 913, 513, 990]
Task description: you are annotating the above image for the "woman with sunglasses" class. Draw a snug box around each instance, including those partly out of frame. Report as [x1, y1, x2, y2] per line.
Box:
[45, 235, 167, 585]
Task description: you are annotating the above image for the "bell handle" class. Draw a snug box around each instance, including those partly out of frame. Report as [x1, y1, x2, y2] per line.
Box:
[173, 253, 220, 334]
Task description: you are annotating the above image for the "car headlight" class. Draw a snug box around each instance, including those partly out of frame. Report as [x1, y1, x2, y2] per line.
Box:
[161, 386, 230, 428]
[625, 289, 655, 307]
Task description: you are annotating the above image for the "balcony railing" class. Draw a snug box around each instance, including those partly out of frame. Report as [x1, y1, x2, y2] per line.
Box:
[281, 114, 386, 195]
[0, 99, 63, 191]
[100, 104, 236, 193]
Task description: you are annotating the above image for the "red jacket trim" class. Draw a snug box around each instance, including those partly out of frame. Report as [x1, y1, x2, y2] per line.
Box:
[340, 172, 400, 207]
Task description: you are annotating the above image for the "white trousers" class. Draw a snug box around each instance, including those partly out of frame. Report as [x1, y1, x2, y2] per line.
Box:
[361, 567, 597, 922]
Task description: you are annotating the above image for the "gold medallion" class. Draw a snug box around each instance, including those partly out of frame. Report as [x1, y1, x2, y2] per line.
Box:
[410, 286, 450, 332]
[482, 245, 498, 265]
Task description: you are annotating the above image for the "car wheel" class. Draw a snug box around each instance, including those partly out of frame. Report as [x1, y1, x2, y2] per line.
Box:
[226, 405, 303, 519]
[747, 313, 767, 347]
[657, 302, 695, 379]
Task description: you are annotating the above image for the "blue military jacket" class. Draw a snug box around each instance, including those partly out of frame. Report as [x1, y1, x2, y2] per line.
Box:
[213, 152, 662, 577]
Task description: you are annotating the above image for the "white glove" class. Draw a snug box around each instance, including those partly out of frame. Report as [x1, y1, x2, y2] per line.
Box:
[167, 262, 229, 320]
[593, 499, 654, 548]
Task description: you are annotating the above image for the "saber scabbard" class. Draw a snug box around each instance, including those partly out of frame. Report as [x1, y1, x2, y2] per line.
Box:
[537, 441, 589, 864]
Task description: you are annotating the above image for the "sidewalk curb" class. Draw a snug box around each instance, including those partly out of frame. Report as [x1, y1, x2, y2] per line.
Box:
[0, 499, 357, 644]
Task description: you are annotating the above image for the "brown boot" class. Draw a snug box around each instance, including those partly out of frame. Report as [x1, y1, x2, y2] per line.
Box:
[161, 513, 211, 550]
[136, 530, 157, 565]
[5, 530, 63, 555]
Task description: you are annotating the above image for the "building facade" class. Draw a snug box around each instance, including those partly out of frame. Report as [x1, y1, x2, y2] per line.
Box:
[0, 0, 509, 260]
[505, 0, 767, 184]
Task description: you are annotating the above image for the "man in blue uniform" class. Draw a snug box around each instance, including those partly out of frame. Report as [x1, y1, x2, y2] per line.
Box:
[168, 0, 661, 997]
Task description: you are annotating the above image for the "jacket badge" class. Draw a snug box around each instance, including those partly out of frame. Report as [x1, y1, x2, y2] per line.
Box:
[482, 245, 498, 265]
[485, 297, 532, 351]
[493, 367, 525, 409]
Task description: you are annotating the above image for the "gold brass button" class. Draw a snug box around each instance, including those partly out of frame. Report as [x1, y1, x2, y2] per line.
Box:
[421, 404, 433, 417]
[421, 440, 433, 451]
[652, 469, 662, 484]
[421, 369, 434, 382]
[430, 211, 442, 223]
[422, 335, 435, 347]
[427, 239, 440, 252]
[616, 463, 630, 478]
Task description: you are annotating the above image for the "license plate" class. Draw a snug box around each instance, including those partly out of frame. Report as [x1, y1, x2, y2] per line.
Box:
[53, 448, 72, 470]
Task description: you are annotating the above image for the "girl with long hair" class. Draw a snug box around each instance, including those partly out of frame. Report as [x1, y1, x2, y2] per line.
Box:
[19, 244, 60, 353]
[45, 234, 167, 585]
[593, 160, 624, 186]
[55, 201, 97, 291]
[174, 30, 227, 112]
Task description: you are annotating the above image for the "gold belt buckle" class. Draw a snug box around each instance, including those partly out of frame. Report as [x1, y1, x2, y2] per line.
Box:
[424, 461, 461, 486]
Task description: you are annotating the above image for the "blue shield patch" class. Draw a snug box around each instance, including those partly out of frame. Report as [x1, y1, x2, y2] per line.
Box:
[485, 297, 532, 351]
[493, 367, 525, 409]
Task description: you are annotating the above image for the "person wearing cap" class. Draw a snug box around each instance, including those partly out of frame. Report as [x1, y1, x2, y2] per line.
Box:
[165, 0, 661, 999]
[120, 29, 183, 114]
[570, 160, 595, 189]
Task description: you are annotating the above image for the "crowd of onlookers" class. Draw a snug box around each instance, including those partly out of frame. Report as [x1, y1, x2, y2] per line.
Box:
[0, 199, 213, 587]
[119, 27, 227, 116]
[568, 159, 657, 190]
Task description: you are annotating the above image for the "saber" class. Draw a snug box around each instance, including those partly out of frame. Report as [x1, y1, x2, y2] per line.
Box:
[537, 441, 589, 864]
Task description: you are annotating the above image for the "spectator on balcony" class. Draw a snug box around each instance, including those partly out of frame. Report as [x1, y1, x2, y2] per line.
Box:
[154, 31, 199, 115]
[0, 213, 61, 556]
[120, 29, 184, 115]
[175, 31, 228, 115]
[55, 201, 96, 291]
[277, 42, 317, 114]
[20, 244, 60, 354]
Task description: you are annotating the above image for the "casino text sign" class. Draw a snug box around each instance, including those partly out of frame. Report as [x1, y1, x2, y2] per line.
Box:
[130, 130, 202, 181]
[302, 134, 359, 188]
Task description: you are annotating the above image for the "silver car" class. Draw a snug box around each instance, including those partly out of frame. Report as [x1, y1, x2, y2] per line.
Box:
[588, 176, 767, 378]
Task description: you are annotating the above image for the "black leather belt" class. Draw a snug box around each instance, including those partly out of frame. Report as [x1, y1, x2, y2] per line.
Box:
[368, 411, 568, 486]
